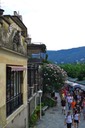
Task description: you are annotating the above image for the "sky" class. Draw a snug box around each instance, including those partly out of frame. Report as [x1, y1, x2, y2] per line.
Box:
[1, 0, 85, 50]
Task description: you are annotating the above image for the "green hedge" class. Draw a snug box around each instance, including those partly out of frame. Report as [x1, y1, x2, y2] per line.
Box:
[29, 103, 44, 127]
[43, 97, 56, 107]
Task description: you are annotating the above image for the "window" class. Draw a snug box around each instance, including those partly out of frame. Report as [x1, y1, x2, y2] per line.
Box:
[28, 65, 36, 86]
[6, 66, 23, 117]
[28, 65, 37, 98]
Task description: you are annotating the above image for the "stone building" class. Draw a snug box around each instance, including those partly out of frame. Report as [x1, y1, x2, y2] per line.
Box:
[0, 9, 28, 128]
[27, 42, 46, 127]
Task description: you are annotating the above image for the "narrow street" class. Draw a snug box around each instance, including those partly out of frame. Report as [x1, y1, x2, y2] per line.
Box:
[33, 93, 85, 128]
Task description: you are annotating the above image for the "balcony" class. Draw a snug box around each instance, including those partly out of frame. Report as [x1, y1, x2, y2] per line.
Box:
[0, 25, 27, 56]
[27, 43, 46, 57]
[28, 84, 39, 98]
[28, 86, 34, 98]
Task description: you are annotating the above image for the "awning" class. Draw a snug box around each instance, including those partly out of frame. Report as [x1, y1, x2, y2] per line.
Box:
[8, 66, 27, 71]
[73, 84, 81, 89]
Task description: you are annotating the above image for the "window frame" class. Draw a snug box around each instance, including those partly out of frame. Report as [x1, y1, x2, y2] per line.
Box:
[6, 66, 23, 117]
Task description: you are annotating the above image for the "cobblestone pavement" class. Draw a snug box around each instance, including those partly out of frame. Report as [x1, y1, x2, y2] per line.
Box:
[33, 93, 85, 128]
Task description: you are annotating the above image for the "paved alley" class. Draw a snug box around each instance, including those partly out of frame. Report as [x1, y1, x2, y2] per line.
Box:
[33, 93, 85, 128]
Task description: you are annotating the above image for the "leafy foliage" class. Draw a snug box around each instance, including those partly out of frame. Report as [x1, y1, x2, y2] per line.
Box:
[29, 112, 38, 127]
[43, 97, 56, 107]
[29, 103, 44, 127]
[42, 63, 67, 93]
[60, 63, 85, 81]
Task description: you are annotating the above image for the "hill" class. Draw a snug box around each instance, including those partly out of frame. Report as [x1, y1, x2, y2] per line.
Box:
[47, 46, 85, 64]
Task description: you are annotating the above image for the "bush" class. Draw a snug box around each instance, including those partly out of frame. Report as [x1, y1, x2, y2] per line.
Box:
[29, 112, 38, 127]
[29, 103, 45, 127]
[43, 97, 56, 107]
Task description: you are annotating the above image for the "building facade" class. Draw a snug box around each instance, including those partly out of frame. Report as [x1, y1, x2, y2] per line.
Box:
[27, 42, 46, 127]
[0, 8, 47, 128]
[0, 9, 28, 128]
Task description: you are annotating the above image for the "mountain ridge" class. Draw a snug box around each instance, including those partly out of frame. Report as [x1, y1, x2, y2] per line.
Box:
[47, 46, 85, 64]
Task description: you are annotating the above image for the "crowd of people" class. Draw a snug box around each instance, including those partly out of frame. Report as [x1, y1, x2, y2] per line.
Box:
[60, 84, 85, 128]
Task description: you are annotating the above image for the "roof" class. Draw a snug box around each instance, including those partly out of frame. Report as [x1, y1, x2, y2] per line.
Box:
[68, 77, 78, 82]
[27, 43, 46, 52]
[0, 16, 10, 25]
[77, 80, 85, 85]
[3, 15, 27, 31]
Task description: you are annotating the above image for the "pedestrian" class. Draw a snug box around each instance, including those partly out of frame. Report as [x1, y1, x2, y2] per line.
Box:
[82, 107, 85, 120]
[71, 99, 76, 114]
[75, 104, 81, 115]
[73, 106, 77, 115]
[73, 110, 80, 128]
[82, 98, 85, 119]
[64, 111, 73, 128]
[61, 98, 66, 115]
[66, 94, 72, 110]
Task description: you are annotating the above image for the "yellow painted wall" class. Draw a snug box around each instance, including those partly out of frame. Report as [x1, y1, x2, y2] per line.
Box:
[0, 63, 6, 106]
[8, 18, 21, 31]
[2, 20, 9, 31]
[0, 48, 28, 127]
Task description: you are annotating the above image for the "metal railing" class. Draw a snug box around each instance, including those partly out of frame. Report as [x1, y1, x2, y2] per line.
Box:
[28, 84, 39, 99]
[6, 93, 23, 117]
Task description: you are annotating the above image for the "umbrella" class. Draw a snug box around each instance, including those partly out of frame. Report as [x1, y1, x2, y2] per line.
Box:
[74, 84, 81, 89]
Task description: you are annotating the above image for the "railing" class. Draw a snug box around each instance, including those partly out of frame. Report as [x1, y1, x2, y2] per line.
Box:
[0, 27, 27, 55]
[28, 84, 39, 99]
[0, 40, 27, 55]
[34, 84, 38, 93]
[28, 86, 34, 98]
[6, 93, 23, 117]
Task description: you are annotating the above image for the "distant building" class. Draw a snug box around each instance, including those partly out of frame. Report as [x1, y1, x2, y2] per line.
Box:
[27, 42, 46, 127]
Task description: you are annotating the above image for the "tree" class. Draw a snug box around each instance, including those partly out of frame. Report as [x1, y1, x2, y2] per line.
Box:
[60, 63, 85, 81]
[42, 63, 67, 94]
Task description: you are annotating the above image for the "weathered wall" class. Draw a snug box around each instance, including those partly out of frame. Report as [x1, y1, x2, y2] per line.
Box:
[0, 47, 28, 128]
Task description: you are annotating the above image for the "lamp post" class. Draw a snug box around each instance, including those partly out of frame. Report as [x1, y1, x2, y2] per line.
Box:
[38, 89, 42, 120]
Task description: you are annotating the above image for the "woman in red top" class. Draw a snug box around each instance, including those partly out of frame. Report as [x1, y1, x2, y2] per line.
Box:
[71, 99, 76, 112]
